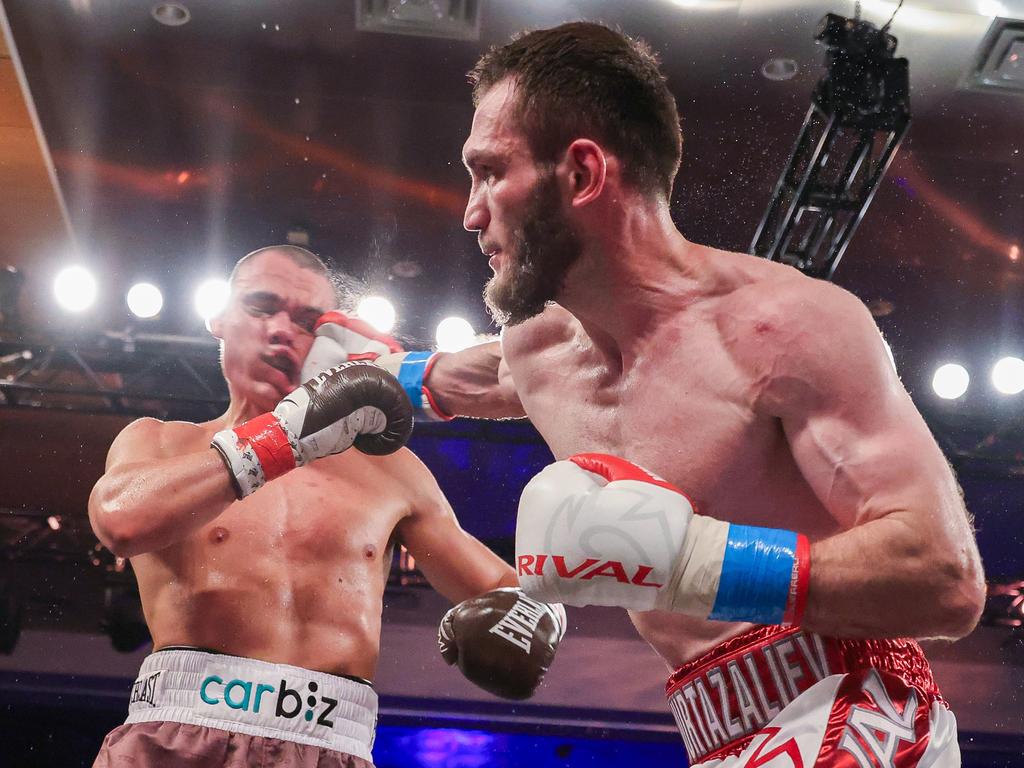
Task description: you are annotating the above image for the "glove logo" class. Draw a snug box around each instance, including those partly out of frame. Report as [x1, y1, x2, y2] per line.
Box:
[488, 592, 549, 654]
[518, 554, 663, 588]
[129, 670, 161, 707]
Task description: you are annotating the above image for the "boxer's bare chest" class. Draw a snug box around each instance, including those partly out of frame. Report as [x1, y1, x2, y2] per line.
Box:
[507, 311, 816, 527]
[144, 443, 407, 606]
[206, 461, 403, 569]
[137, 446, 408, 665]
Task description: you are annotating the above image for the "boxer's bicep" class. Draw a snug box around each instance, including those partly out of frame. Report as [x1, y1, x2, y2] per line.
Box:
[397, 460, 516, 603]
[782, 385, 948, 529]
[90, 418, 235, 557]
[749, 281, 935, 524]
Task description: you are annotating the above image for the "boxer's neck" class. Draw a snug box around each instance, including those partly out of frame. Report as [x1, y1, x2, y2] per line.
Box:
[218, 385, 277, 428]
[558, 200, 707, 367]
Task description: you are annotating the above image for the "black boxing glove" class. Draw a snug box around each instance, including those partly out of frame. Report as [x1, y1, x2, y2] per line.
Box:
[438, 587, 566, 700]
[211, 362, 413, 498]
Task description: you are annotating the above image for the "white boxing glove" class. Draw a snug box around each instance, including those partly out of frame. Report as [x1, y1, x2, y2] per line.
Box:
[300, 310, 404, 382]
[515, 454, 810, 626]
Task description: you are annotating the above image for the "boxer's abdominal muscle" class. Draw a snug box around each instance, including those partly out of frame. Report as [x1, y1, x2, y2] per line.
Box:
[132, 456, 403, 680]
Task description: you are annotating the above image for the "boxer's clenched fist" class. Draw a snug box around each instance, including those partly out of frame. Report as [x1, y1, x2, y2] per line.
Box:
[516, 454, 809, 626]
[300, 310, 404, 382]
[212, 362, 413, 498]
[438, 587, 565, 700]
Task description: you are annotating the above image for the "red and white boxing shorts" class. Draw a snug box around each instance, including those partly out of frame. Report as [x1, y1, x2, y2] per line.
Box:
[666, 625, 958, 767]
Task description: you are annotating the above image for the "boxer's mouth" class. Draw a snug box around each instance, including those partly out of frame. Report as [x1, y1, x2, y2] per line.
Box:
[484, 248, 502, 270]
[262, 352, 298, 382]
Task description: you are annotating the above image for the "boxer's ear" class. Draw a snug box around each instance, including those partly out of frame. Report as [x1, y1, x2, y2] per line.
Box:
[563, 139, 607, 209]
[207, 311, 224, 339]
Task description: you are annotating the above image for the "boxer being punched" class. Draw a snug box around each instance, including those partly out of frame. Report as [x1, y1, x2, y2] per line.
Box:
[87, 246, 564, 768]
[377, 23, 985, 766]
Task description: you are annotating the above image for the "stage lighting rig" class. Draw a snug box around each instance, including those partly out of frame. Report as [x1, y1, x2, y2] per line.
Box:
[751, 11, 910, 280]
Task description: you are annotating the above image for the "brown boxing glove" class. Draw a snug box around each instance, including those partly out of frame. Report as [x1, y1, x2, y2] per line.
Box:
[437, 587, 566, 700]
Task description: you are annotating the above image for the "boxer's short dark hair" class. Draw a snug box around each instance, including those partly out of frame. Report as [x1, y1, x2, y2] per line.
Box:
[232, 245, 329, 282]
[469, 21, 683, 198]
[231, 245, 356, 309]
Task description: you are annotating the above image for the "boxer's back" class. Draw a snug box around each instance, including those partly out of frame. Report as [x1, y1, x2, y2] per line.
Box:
[502, 248, 848, 666]
[129, 418, 413, 680]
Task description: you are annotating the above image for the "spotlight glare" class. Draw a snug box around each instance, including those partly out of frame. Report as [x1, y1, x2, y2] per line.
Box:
[194, 278, 230, 321]
[992, 356, 1024, 395]
[436, 316, 475, 352]
[54, 265, 98, 312]
[356, 296, 396, 333]
[932, 363, 969, 400]
[126, 282, 163, 319]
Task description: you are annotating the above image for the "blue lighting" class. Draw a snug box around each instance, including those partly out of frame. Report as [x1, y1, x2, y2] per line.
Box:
[371, 725, 688, 768]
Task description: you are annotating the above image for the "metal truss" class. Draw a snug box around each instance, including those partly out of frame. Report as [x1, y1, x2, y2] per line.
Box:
[751, 13, 911, 279]
[0, 330, 228, 421]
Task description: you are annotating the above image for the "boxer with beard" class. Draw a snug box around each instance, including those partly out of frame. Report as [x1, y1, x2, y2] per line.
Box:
[368, 23, 985, 767]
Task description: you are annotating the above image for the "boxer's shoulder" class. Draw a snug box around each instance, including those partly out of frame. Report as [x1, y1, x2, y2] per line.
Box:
[723, 271, 865, 332]
[715, 274, 881, 413]
[106, 417, 208, 467]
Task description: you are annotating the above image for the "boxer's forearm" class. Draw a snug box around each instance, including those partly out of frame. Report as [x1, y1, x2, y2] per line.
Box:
[88, 449, 237, 557]
[802, 511, 985, 640]
[427, 341, 526, 419]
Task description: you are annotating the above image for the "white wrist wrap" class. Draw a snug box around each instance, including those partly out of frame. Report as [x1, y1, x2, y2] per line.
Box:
[655, 514, 730, 615]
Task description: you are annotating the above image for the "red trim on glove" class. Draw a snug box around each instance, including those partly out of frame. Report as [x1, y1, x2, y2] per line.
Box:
[782, 533, 811, 627]
[233, 412, 296, 481]
[313, 310, 405, 354]
[569, 453, 686, 496]
[421, 352, 455, 421]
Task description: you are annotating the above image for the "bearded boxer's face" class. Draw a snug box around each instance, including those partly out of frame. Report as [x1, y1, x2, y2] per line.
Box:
[464, 80, 583, 327]
[211, 251, 334, 410]
[483, 169, 582, 326]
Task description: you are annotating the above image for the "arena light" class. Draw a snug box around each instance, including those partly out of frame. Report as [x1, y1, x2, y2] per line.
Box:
[992, 356, 1024, 396]
[193, 278, 230, 321]
[436, 316, 475, 352]
[932, 363, 970, 400]
[53, 265, 98, 312]
[126, 282, 164, 319]
[357, 296, 396, 333]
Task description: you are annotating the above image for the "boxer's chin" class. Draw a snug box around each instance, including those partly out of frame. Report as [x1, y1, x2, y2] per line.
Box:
[484, 267, 551, 327]
[486, 169, 582, 327]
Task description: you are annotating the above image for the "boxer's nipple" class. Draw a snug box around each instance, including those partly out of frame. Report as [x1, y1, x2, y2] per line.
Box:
[364, 544, 377, 560]
[209, 526, 230, 544]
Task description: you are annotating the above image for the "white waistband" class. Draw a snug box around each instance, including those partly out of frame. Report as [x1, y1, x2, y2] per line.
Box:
[123, 649, 377, 762]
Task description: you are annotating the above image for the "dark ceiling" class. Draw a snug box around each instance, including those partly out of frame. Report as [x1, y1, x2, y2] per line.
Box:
[1, 0, 1020, 372]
